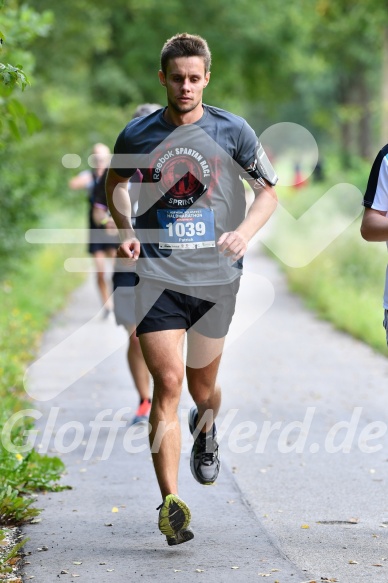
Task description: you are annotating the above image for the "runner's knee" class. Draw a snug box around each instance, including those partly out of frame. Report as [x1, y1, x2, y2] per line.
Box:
[152, 369, 183, 398]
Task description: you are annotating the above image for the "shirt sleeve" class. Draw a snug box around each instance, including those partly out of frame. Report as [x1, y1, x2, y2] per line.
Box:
[235, 120, 259, 169]
[364, 146, 388, 211]
[110, 126, 138, 178]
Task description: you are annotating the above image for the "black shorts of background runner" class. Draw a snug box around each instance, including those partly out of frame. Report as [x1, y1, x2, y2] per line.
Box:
[136, 279, 240, 339]
[112, 271, 139, 327]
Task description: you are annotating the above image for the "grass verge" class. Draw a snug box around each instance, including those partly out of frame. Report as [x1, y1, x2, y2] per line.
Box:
[0, 207, 85, 538]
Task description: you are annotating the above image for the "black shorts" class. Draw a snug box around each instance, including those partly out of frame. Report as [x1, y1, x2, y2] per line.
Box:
[88, 241, 118, 254]
[112, 271, 139, 327]
[88, 216, 119, 255]
[136, 278, 240, 339]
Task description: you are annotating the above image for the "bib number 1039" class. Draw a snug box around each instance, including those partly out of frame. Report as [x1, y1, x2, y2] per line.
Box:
[166, 221, 206, 238]
[157, 208, 215, 249]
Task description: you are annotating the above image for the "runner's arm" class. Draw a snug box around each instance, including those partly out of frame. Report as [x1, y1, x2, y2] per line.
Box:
[360, 208, 388, 242]
[105, 168, 140, 260]
[217, 181, 277, 261]
[68, 170, 92, 190]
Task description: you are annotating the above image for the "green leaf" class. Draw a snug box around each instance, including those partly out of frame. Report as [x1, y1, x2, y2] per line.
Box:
[7, 119, 21, 140]
[25, 112, 42, 134]
[7, 98, 26, 118]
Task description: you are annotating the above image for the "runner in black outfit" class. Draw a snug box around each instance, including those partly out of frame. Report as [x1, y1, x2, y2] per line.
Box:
[69, 143, 117, 316]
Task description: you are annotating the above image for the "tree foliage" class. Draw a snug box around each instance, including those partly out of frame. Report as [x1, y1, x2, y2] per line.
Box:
[1, 0, 388, 273]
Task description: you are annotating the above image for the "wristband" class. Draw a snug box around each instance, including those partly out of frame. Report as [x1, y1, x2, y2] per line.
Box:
[99, 217, 109, 227]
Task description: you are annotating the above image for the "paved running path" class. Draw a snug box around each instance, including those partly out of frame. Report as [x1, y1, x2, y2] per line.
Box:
[22, 249, 388, 583]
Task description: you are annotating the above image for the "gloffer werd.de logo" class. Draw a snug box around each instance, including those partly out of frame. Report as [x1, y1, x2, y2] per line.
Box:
[151, 146, 211, 208]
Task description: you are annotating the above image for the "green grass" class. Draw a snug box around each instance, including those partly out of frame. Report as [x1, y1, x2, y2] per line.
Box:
[0, 206, 85, 525]
[268, 157, 388, 354]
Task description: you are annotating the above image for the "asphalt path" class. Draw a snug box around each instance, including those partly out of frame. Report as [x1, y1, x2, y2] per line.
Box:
[21, 249, 388, 583]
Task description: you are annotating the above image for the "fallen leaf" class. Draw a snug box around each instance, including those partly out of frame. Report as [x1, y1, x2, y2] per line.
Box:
[111, 507, 119, 513]
[71, 575, 80, 578]
[258, 574, 270, 577]
[173, 570, 182, 572]
[195, 569, 204, 572]
[348, 560, 358, 564]
[301, 524, 310, 529]
[60, 570, 69, 574]
[73, 561, 82, 565]
[271, 568, 280, 572]
[99, 562, 106, 565]
[107, 569, 114, 572]
[104, 523, 113, 527]
[231, 566, 239, 569]
[372, 564, 383, 567]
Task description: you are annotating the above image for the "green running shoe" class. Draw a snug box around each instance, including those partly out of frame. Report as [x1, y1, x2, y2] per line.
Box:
[157, 494, 194, 546]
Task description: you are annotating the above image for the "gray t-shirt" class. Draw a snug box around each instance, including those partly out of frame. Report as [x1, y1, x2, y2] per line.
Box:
[112, 104, 259, 287]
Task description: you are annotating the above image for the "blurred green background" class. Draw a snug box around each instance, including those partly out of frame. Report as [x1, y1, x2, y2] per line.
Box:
[1, 0, 388, 403]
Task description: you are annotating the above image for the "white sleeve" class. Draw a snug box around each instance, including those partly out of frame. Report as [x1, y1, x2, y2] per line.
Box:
[371, 156, 388, 212]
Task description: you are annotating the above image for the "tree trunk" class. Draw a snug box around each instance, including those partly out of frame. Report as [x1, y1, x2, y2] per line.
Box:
[338, 79, 354, 169]
[357, 73, 372, 160]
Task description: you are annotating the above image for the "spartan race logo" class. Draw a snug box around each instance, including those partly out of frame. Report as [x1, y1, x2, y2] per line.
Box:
[151, 146, 211, 208]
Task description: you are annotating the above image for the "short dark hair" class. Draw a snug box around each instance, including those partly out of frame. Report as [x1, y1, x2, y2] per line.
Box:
[160, 33, 211, 75]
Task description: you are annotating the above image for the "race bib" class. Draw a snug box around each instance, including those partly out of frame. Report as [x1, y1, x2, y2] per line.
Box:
[157, 208, 216, 249]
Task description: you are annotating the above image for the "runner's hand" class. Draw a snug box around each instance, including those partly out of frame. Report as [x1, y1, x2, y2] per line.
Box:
[116, 238, 141, 264]
[217, 231, 247, 261]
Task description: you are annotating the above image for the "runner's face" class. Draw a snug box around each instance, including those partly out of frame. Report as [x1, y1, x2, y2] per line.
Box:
[159, 57, 210, 115]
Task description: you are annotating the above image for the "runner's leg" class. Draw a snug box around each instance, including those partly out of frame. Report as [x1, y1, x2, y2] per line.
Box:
[125, 325, 150, 401]
[186, 331, 225, 433]
[93, 250, 113, 309]
[139, 329, 185, 498]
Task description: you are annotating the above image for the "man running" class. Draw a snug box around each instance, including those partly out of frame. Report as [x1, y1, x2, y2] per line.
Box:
[106, 33, 278, 545]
